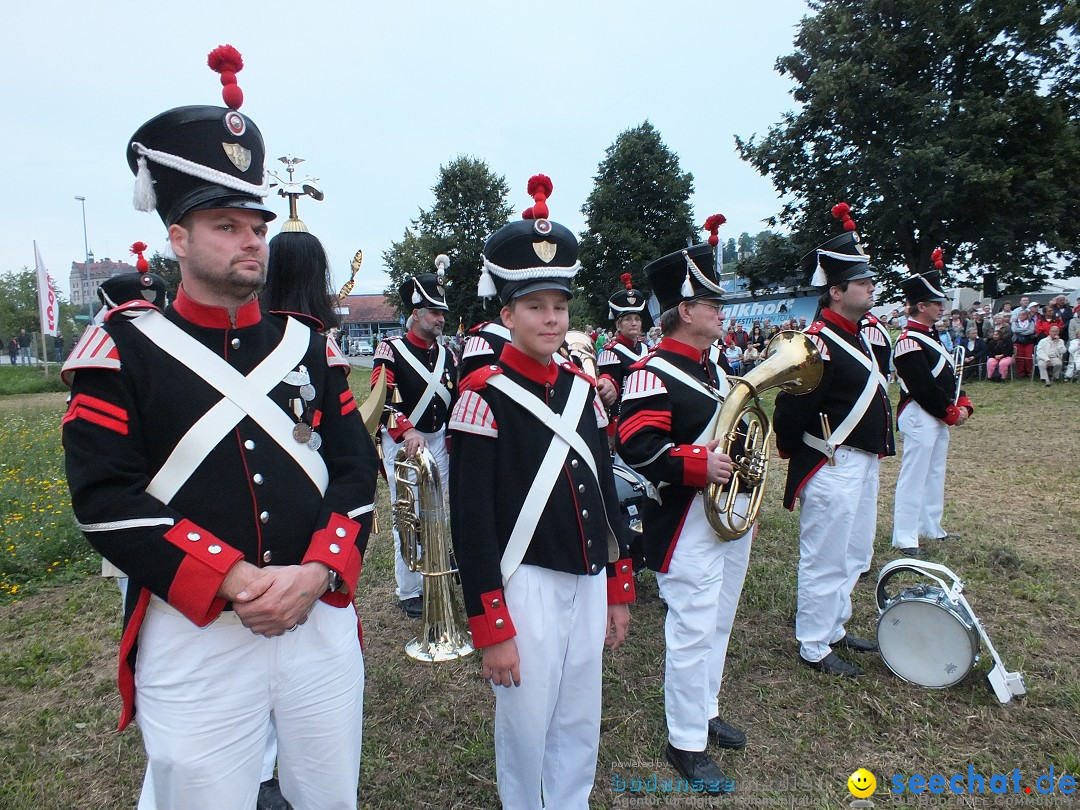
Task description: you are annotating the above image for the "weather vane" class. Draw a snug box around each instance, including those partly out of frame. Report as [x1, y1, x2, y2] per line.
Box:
[269, 155, 324, 232]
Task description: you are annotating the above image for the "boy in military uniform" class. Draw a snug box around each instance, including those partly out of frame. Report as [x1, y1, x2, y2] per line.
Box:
[448, 176, 634, 810]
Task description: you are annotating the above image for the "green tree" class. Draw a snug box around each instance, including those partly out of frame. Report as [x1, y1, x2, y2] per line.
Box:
[578, 122, 696, 325]
[383, 156, 514, 331]
[735, 232, 804, 292]
[736, 0, 1080, 296]
[0, 269, 78, 358]
[148, 253, 181, 304]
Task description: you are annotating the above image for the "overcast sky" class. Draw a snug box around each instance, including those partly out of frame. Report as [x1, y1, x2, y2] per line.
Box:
[2, 0, 814, 298]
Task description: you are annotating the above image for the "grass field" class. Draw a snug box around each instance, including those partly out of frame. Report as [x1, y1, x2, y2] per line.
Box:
[1, 372, 1077, 809]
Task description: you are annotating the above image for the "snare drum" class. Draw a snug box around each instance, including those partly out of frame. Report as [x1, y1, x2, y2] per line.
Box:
[877, 584, 980, 687]
[612, 463, 648, 572]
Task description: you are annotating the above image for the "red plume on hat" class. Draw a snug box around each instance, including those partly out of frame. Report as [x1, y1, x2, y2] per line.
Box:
[208, 44, 245, 110]
[831, 201, 857, 232]
[522, 174, 553, 220]
[621, 272, 633, 290]
[931, 247, 945, 269]
[703, 214, 726, 246]
[130, 241, 149, 272]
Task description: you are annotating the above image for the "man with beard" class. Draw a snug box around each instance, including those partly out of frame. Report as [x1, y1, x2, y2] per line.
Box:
[372, 266, 457, 617]
[61, 46, 376, 809]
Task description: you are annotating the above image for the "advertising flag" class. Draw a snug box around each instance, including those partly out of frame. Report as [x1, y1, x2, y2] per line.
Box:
[34, 241, 59, 338]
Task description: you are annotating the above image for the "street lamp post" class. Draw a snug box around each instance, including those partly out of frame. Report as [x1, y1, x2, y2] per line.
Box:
[74, 195, 94, 319]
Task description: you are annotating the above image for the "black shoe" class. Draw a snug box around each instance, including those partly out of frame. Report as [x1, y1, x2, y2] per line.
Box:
[399, 596, 423, 618]
[834, 635, 878, 653]
[897, 547, 922, 558]
[257, 778, 293, 810]
[800, 652, 862, 678]
[707, 717, 747, 750]
[933, 533, 963, 542]
[664, 744, 732, 795]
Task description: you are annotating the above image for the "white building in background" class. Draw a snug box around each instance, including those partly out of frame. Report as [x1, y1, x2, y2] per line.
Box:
[68, 257, 138, 311]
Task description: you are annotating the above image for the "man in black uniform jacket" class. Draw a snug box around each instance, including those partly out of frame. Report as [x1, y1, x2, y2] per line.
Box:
[617, 235, 746, 795]
[773, 207, 894, 679]
[61, 46, 377, 809]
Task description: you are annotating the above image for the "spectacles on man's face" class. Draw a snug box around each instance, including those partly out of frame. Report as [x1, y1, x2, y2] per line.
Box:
[693, 301, 724, 316]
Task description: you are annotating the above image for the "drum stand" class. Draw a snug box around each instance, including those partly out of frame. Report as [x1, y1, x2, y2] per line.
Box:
[877, 559, 1027, 703]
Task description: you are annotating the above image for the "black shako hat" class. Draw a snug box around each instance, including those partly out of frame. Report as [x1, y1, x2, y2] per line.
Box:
[644, 243, 725, 314]
[127, 45, 274, 227]
[98, 272, 170, 311]
[901, 248, 947, 303]
[608, 273, 653, 327]
[399, 271, 449, 312]
[801, 202, 873, 287]
[479, 174, 579, 305]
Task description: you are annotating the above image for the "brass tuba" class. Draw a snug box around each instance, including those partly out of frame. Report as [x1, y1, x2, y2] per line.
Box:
[703, 330, 823, 540]
[393, 448, 474, 662]
[564, 330, 599, 379]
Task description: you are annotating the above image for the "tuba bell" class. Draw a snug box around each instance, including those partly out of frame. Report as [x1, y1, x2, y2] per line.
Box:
[393, 447, 474, 662]
[703, 330, 823, 540]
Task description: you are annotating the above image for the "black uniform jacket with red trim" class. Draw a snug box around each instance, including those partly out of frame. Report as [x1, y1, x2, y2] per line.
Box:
[371, 330, 457, 441]
[447, 344, 634, 648]
[615, 336, 735, 573]
[62, 290, 378, 729]
[459, 318, 512, 380]
[893, 319, 973, 424]
[773, 308, 895, 510]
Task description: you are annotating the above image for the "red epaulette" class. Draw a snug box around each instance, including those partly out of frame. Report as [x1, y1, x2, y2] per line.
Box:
[562, 361, 596, 385]
[897, 327, 910, 340]
[460, 363, 503, 392]
[467, 321, 492, 336]
[863, 313, 880, 326]
[805, 320, 826, 335]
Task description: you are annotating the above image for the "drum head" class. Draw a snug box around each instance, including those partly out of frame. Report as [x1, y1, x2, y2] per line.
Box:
[877, 592, 979, 688]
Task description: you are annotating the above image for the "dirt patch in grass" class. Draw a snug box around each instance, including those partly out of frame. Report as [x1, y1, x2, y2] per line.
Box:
[1, 376, 1076, 808]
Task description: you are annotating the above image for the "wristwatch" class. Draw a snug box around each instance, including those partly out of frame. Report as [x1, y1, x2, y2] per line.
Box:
[327, 569, 343, 594]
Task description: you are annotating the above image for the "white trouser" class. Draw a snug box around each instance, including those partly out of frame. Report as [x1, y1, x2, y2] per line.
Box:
[892, 402, 950, 549]
[1066, 339, 1080, 379]
[493, 564, 607, 810]
[381, 428, 448, 600]
[796, 447, 880, 662]
[656, 498, 752, 752]
[135, 598, 364, 810]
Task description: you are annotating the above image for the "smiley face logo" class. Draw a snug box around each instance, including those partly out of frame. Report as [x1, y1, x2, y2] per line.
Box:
[848, 768, 877, 798]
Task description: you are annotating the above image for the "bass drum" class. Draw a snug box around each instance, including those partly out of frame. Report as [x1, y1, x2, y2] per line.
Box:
[876, 566, 980, 688]
[612, 463, 647, 573]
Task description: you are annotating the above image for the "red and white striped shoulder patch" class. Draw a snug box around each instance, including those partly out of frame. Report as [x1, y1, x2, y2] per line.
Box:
[61, 326, 120, 386]
[374, 340, 396, 361]
[863, 324, 887, 346]
[462, 335, 494, 360]
[894, 337, 922, 357]
[621, 369, 666, 402]
[807, 333, 831, 361]
[597, 349, 618, 367]
[325, 336, 351, 374]
[449, 390, 498, 437]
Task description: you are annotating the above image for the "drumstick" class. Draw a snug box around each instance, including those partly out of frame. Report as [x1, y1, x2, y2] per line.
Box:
[819, 413, 835, 466]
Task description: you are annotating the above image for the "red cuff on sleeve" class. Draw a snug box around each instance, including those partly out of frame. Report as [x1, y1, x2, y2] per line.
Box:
[944, 404, 960, 426]
[671, 444, 709, 488]
[607, 557, 636, 604]
[957, 395, 973, 414]
[468, 588, 516, 647]
[303, 512, 363, 606]
[163, 519, 243, 626]
[387, 418, 414, 443]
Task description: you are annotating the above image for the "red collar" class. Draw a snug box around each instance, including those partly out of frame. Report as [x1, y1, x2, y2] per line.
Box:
[174, 286, 262, 329]
[405, 329, 434, 350]
[501, 344, 559, 386]
[905, 318, 934, 335]
[615, 333, 640, 349]
[820, 307, 859, 336]
[657, 336, 706, 362]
